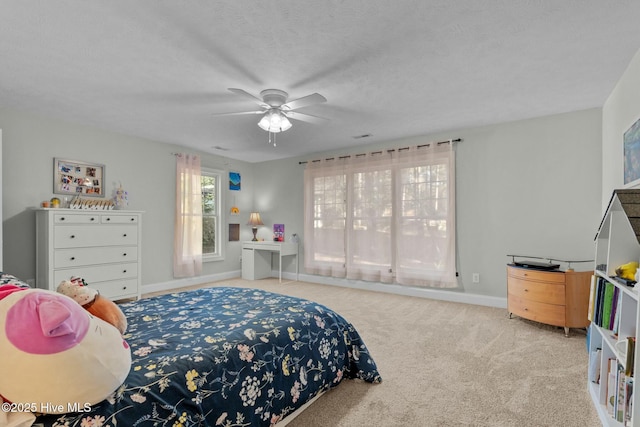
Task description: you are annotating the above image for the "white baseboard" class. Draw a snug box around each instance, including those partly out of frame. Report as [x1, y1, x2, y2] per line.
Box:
[141, 270, 241, 295]
[294, 272, 507, 308]
[141, 269, 507, 309]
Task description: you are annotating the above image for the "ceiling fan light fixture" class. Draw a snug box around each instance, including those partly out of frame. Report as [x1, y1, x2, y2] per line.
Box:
[258, 110, 292, 133]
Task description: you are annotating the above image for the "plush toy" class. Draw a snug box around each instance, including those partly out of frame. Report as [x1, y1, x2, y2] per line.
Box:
[57, 277, 128, 335]
[0, 285, 131, 419]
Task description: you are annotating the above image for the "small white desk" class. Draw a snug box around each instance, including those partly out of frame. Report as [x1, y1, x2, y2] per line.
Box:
[241, 241, 299, 283]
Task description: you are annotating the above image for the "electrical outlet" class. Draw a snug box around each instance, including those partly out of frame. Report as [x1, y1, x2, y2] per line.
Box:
[472, 273, 480, 283]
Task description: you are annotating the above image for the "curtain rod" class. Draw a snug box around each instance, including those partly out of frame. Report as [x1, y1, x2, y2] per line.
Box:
[298, 138, 461, 165]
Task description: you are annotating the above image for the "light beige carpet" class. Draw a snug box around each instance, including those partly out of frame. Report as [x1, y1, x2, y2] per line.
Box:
[144, 278, 600, 427]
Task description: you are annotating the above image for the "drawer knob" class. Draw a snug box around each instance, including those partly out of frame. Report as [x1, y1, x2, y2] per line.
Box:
[123, 286, 127, 290]
[90, 217, 95, 221]
[123, 233, 127, 237]
[106, 218, 111, 221]
[123, 270, 127, 273]
[524, 288, 529, 292]
[70, 235, 75, 239]
[123, 253, 127, 257]
[70, 257, 75, 261]
[130, 218, 135, 221]
[60, 217, 66, 221]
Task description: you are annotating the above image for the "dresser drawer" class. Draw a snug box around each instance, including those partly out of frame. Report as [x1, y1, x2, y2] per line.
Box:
[54, 246, 138, 268]
[508, 295, 566, 327]
[55, 213, 100, 224]
[54, 225, 138, 248]
[101, 215, 139, 224]
[92, 279, 138, 300]
[53, 262, 138, 285]
[507, 266, 565, 284]
[508, 277, 566, 305]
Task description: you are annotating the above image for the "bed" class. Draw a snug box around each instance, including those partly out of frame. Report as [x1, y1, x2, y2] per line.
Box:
[31, 285, 381, 426]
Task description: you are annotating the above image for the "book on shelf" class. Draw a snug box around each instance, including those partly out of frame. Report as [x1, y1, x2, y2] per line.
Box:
[602, 282, 615, 330]
[626, 337, 636, 377]
[588, 274, 596, 322]
[591, 277, 624, 332]
[617, 363, 626, 422]
[608, 358, 617, 416]
[589, 348, 602, 383]
[624, 377, 634, 427]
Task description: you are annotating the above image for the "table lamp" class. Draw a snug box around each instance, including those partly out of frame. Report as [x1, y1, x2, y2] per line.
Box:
[247, 212, 264, 241]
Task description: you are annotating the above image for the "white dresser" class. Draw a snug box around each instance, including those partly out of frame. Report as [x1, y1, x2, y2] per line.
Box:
[35, 209, 143, 300]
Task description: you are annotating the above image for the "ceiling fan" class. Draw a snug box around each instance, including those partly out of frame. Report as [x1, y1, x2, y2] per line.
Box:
[214, 88, 328, 145]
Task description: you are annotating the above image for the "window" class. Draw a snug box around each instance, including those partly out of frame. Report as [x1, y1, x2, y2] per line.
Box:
[201, 168, 224, 261]
[303, 144, 456, 288]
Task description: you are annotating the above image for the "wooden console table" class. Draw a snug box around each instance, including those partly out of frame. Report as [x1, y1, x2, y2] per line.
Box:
[507, 264, 592, 336]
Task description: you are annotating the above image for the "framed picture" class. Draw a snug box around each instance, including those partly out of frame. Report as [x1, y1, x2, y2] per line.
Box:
[229, 171, 241, 191]
[54, 158, 105, 198]
[624, 117, 640, 187]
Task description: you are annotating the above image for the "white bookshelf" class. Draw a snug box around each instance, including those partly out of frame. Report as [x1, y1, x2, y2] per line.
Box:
[589, 190, 640, 426]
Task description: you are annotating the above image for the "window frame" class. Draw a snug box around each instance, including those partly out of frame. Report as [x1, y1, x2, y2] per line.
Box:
[201, 167, 224, 262]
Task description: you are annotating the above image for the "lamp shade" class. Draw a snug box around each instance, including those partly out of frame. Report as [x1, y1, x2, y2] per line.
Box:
[247, 212, 264, 226]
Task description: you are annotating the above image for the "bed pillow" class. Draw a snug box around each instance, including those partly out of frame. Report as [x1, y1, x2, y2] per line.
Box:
[0, 272, 31, 289]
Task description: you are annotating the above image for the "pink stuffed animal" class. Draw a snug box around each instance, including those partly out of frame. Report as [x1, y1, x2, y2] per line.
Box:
[0, 285, 131, 423]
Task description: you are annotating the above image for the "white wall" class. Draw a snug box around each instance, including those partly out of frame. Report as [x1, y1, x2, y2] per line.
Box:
[0, 108, 255, 287]
[254, 109, 603, 298]
[603, 48, 640, 208]
[0, 106, 603, 301]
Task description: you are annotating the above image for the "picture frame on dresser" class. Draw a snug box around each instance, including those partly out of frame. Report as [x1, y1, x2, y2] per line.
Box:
[53, 157, 105, 197]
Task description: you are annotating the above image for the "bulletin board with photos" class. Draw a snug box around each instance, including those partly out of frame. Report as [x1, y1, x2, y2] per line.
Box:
[53, 158, 105, 197]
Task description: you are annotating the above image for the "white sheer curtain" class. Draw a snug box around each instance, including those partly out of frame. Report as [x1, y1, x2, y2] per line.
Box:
[303, 143, 456, 288]
[393, 145, 456, 287]
[174, 154, 202, 277]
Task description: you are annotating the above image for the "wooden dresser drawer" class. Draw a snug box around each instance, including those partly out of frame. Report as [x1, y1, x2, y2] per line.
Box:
[54, 213, 101, 224]
[53, 262, 138, 285]
[92, 279, 138, 300]
[508, 295, 566, 327]
[54, 225, 138, 248]
[508, 277, 565, 305]
[507, 266, 565, 284]
[101, 215, 139, 224]
[54, 246, 138, 268]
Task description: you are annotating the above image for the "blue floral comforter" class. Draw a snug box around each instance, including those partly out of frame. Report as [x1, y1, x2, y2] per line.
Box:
[35, 286, 381, 426]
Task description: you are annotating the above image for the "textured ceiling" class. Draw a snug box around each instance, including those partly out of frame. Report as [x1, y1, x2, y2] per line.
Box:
[1, 1, 640, 163]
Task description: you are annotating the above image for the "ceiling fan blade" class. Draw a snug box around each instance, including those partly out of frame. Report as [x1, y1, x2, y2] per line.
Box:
[228, 88, 269, 108]
[283, 110, 329, 125]
[212, 110, 265, 117]
[282, 93, 327, 111]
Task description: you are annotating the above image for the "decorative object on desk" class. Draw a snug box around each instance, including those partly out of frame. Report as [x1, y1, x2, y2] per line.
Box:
[624, 115, 640, 186]
[229, 171, 241, 191]
[113, 183, 128, 210]
[273, 223, 284, 242]
[50, 197, 60, 208]
[54, 158, 104, 198]
[247, 212, 263, 241]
